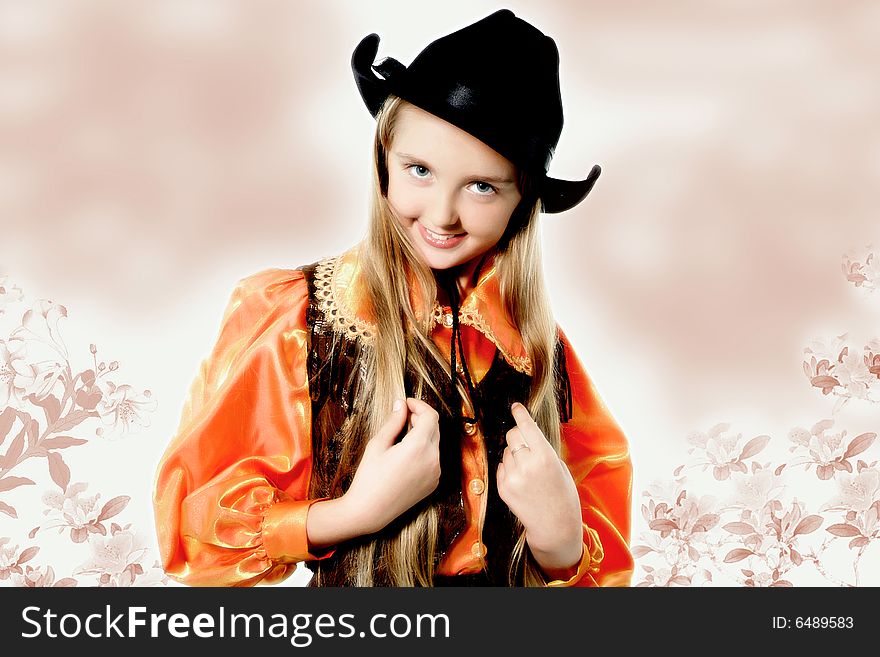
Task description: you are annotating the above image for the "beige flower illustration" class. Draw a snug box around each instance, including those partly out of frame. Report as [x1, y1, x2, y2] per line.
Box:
[96, 381, 157, 435]
[823, 469, 880, 512]
[0, 541, 22, 580]
[730, 468, 784, 512]
[835, 350, 873, 400]
[40, 484, 103, 543]
[1, 279, 164, 588]
[0, 339, 37, 406]
[74, 530, 153, 587]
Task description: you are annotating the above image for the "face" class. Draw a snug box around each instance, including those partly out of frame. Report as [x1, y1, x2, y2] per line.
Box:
[386, 104, 522, 285]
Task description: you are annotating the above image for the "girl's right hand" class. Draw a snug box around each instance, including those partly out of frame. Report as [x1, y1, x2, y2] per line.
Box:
[342, 397, 441, 534]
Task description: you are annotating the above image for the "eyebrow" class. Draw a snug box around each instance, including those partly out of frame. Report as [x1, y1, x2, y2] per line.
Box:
[394, 151, 516, 185]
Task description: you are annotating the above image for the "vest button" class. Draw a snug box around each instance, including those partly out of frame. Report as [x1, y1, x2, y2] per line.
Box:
[464, 421, 477, 436]
[468, 478, 485, 495]
[471, 541, 487, 558]
[442, 312, 454, 328]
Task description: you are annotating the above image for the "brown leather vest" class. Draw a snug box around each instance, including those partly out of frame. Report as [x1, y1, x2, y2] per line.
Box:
[298, 262, 571, 586]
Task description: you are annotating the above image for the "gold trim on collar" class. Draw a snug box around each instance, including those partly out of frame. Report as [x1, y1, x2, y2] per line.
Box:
[314, 256, 376, 342]
[430, 304, 532, 375]
[314, 252, 532, 375]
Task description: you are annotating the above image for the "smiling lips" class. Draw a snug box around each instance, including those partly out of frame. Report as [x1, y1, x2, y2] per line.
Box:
[418, 222, 466, 249]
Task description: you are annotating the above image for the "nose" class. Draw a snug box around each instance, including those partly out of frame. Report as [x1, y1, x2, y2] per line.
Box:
[424, 193, 461, 231]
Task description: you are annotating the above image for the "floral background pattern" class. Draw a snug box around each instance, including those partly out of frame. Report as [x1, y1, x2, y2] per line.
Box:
[0, 276, 166, 587]
[2, 2, 879, 589]
[634, 246, 880, 586]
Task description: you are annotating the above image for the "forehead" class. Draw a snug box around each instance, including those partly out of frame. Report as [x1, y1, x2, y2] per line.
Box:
[392, 104, 516, 175]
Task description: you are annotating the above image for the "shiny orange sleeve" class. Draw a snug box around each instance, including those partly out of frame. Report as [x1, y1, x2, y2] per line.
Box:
[554, 329, 634, 587]
[153, 268, 332, 587]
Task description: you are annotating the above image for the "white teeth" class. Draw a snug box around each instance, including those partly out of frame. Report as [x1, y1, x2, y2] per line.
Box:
[425, 227, 459, 241]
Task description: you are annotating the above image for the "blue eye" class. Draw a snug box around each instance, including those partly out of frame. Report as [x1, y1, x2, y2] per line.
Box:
[408, 164, 430, 178]
[471, 181, 496, 196]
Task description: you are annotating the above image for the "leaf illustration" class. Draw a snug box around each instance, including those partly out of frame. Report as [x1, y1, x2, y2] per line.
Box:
[47, 452, 70, 491]
[0, 425, 27, 469]
[28, 526, 39, 539]
[811, 375, 839, 389]
[770, 580, 793, 587]
[41, 436, 88, 450]
[774, 463, 786, 476]
[54, 578, 77, 587]
[649, 519, 678, 532]
[0, 501, 17, 518]
[723, 522, 757, 536]
[713, 465, 730, 480]
[88, 523, 107, 536]
[695, 514, 720, 531]
[97, 496, 130, 521]
[17, 546, 39, 564]
[0, 407, 16, 445]
[849, 536, 870, 549]
[844, 433, 876, 459]
[723, 549, 754, 563]
[817, 465, 834, 480]
[729, 461, 747, 474]
[51, 409, 95, 433]
[0, 476, 36, 493]
[27, 393, 61, 426]
[26, 418, 39, 448]
[739, 435, 771, 460]
[74, 388, 102, 411]
[793, 515, 823, 536]
[631, 545, 654, 558]
[826, 523, 861, 537]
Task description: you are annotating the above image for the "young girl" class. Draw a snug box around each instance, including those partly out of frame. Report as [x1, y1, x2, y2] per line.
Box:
[153, 9, 632, 587]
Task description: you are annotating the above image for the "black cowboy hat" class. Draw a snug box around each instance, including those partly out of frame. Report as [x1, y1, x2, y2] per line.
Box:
[351, 9, 600, 214]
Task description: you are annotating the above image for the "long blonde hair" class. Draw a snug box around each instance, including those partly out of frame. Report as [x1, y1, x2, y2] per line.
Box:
[326, 95, 563, 586]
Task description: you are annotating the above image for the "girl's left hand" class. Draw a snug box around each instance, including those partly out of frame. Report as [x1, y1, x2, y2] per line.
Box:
[496, 403, 584, 572]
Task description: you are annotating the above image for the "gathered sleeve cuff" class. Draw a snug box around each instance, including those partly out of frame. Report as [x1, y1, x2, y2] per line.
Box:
[553, 328, 635, 587]
[154, 268, 333, 587]
[261, 498, 335, 563]
[544, 525, 606, 587]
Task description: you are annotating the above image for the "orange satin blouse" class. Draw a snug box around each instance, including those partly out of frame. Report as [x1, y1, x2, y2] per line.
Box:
[153, 245, 633, 586]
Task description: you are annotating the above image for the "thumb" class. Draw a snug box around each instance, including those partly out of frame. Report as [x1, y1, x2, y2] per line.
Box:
[370, 398, 408, 449]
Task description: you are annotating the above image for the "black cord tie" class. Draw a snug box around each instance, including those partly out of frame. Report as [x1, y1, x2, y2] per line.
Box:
[440, 275, 481, 431]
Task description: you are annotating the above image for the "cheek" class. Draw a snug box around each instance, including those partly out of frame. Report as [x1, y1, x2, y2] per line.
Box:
[387, 176, 422, 220]
[465, 207, 513, 241]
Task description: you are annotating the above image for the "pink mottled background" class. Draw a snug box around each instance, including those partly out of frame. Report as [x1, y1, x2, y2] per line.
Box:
[2, 1, 879, 583]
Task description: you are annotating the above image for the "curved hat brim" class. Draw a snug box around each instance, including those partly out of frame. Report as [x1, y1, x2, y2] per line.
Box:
[539, 165, 602, 214]
[352, 34, 389, 117]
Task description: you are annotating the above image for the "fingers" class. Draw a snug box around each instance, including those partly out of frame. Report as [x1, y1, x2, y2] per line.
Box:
[404, 397, 440, 444]
[506, 403, 549, 464]
[496, 459, 507, 493]
[370, 398, 409, 448]
[510, 402, 540, 436]
[406, 397, 438, 418]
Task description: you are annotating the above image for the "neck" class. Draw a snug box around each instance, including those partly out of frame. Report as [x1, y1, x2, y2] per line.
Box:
[435, 251, 491, 304]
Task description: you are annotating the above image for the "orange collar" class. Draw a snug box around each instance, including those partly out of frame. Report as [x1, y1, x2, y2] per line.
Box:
[314, 245, 531, 374]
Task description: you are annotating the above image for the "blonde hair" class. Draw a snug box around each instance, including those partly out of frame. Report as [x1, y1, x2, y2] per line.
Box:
[320, 95, 563, 586]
